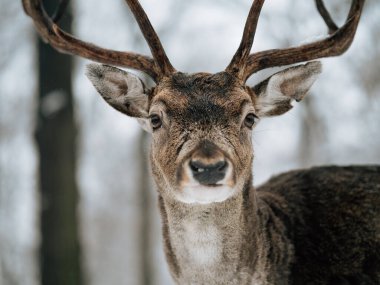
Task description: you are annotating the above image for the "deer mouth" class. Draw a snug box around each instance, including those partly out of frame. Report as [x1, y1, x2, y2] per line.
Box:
[177, 184, 236, 205]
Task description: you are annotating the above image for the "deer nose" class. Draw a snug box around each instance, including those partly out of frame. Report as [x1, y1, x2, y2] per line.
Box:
[189, 159, 228, 185]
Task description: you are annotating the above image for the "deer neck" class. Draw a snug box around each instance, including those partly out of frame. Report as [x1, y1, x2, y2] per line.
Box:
[158, 182, 270, 285]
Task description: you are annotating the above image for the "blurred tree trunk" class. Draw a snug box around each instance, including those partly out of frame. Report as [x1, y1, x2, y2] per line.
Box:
[299, 95, 328, 167]
[35, 1, 82, 285]
[137, 131, 153, 285]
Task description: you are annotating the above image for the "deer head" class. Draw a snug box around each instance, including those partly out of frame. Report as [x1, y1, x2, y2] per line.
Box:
[23, 0, 365, 204]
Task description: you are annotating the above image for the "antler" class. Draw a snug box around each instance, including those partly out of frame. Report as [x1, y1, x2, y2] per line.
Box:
[22, 0, 175, 81]
[227, 0, 365, 82]
[225, 0, 265, 78]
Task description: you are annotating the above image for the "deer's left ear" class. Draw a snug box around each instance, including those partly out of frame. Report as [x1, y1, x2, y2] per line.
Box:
[86, 64, 150, 118]
[251, 61, 322, 117]
[86, 64, 153, 132]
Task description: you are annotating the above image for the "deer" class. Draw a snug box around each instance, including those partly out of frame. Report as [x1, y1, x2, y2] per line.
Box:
[23, 0, 380, 284]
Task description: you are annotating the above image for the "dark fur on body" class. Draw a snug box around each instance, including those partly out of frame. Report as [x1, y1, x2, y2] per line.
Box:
[258, 165, 380, 284]
[159, 166, 380, 284]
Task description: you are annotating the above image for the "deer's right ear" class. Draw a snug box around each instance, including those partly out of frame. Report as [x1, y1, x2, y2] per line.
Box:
[251, 61, 322, 117]
[86, 64, 149, 119]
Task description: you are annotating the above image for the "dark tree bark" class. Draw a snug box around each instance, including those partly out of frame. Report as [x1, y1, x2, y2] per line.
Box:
[137, 131, 153, 285]
[35, 1, 83, 284]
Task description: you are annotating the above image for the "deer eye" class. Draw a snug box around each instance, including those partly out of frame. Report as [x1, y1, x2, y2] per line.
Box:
[244, 113, 257, 129]
[150, 114, 162, 130]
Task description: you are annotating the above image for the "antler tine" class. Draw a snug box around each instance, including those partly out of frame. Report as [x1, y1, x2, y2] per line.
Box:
[124, 0, 176, 77]
[315, 0, 338, 34]
[225, 0, 265, 78]
[22, 0, 174, 81]
[241, 0, 364, 81]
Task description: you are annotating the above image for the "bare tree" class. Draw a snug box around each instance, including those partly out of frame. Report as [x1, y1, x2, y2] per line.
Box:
[34, 1, 82, 284]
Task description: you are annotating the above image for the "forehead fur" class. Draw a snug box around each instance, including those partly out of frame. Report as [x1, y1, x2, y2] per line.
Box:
[168, 72, 238, 96]
[152, 72, 251, 125]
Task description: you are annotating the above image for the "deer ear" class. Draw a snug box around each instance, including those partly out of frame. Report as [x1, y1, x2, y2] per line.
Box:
[251, 61, 322, 117]
[86, 64, 149, 119]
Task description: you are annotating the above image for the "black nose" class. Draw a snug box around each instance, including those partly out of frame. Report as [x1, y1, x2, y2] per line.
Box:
[189, 160, 228, 185]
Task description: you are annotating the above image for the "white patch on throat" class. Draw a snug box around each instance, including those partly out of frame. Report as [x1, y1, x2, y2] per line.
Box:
[178, 185, 235, 204]
[183, 221, 221, 266]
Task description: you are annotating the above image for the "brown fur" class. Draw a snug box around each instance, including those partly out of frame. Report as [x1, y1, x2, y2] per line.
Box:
[87, 63, 380, 284]
[149, 72, 379, 284]
[158, 165, 380, 284]
[258, 166, 380, 284]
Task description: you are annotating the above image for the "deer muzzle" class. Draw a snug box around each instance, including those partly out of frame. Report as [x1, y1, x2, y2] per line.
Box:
[176, 140, 235, 204]
[189, 155, 228, 186]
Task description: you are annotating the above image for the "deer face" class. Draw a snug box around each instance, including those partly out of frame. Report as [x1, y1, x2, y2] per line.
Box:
[87, 61, 321, 204]
[149, 72, 254, 204]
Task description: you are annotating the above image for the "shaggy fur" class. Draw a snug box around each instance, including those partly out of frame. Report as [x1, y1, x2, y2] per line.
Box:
[158, 166, 380, 285]
[87, 62, 380, 284]
[258, 166, 380, 284]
